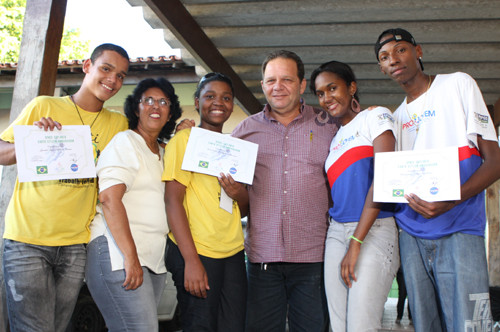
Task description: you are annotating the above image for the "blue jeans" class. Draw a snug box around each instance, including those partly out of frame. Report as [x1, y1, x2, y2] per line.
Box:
[85, 236, 166, 332]
[399, 230, 493, 332]
[165, 238, 247, 332]
[3, 239, 86, 332]
[246, 261, 328, 332]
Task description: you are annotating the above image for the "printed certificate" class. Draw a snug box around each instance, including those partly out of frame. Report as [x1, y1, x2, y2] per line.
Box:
[14, 125, 96, 183]
[373, 147, 461, 203]
[181, 127, 258, 185]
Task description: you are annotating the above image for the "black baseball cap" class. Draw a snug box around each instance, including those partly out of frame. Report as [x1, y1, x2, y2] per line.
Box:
[374, 28, 417, 59]
[374, 28, 423, 70]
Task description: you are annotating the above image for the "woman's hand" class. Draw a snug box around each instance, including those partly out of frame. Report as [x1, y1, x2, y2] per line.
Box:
[219, 173, 249, 216]
[341, 241, 361, 288]
[218, 173, 245, 200]
[184, 258, 210, 298]
[123, 255, 144, 290]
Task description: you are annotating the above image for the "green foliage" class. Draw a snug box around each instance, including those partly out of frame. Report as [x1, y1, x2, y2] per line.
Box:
[59, 28, 90, 61]
[0, 0, 90, 63]
[0, 0, 25, 63]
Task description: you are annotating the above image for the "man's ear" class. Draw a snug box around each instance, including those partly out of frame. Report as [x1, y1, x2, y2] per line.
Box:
[82, 58, 92, 74]
[415, 44, 423, 59]
[299, 78, 307, 94]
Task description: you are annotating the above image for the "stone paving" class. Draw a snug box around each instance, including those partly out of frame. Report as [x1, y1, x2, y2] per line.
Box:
[379, 298, 414, 332]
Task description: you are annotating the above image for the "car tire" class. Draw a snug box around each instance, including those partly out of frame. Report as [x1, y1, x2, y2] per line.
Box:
[66, 294, 106, 332]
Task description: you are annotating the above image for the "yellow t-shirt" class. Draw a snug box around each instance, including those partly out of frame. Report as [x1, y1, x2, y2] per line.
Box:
[162, 129, 244, 259]
[1, 95, 128, 245]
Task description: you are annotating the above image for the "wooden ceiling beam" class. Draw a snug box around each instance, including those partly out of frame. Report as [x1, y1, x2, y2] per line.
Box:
[144, 0, 263, 114]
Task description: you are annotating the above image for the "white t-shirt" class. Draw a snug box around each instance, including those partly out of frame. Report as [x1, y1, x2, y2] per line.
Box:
[90, 130, 168, 273]
[393, 72, 498, 239]
[325, 107, 395, 222]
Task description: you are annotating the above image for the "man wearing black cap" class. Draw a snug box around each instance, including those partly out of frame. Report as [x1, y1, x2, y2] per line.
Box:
[375, 28, 500, 332]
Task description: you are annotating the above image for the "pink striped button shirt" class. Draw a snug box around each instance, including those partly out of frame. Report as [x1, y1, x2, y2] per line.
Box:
[232, 102, 339, 263]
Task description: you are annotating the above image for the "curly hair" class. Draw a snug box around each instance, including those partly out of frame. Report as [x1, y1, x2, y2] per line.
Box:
[124, 78, 182, 140]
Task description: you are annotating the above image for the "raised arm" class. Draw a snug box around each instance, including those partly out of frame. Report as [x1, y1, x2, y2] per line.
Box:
[99, 184, 143, 290]
[341, 130, 396, 287]
[164, 180, 210, 298]
[0, 117, 63, 166]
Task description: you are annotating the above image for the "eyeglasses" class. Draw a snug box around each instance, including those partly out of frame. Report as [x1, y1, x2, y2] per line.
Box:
[198, 72, 231, 85]
[140, 97, 171, 107]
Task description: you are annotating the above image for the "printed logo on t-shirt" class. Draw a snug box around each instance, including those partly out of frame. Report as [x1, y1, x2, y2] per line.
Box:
[403, 109, 436, 131]
[474, 112, 489, 129]
[331, 134, 355, 152]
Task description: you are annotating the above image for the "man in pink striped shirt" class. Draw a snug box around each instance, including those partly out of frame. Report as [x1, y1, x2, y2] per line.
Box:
[232, 50, 339, 332]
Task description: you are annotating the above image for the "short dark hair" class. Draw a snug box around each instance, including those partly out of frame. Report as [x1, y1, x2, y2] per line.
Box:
[124, 78, 182, 140]
[309, 60, 359, 102]
[261, 50, 304, 81]
[90, 43, 129, 63]
[194, 72, 234, 102]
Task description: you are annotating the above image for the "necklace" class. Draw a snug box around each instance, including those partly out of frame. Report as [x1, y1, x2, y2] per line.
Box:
[70, 95, 102, 129]
[404, 75, 432, 134]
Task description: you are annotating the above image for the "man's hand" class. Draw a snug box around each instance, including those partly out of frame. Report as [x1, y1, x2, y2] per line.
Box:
[33, 117, 62, 131]
[405, 194, 456, 219]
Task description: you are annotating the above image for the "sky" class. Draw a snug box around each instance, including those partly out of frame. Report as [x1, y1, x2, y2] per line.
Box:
[65, 0, 181, 59]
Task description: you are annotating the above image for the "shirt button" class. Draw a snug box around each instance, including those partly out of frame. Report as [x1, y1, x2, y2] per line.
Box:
[282, 211, 287, 215]
[284, 154, 288, 157]
[284, 171, 288, 174]
[284, 190, 287, 194]
[285, 136, 289, 139]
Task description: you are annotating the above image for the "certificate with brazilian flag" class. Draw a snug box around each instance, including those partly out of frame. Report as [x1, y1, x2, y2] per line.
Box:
[13, 125, 96, 183]
[373, 147, 460, 203]
[181, 127, 258, 185]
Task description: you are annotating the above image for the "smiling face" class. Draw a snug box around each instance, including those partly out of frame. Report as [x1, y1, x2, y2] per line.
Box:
[261, 57, 306, 120]
[82, 50, 129, 103]
[136, 87, 171, 137]
[314, 71, 357, 126]
[377, 36, 423, 85]
[196, 80, 234, 132]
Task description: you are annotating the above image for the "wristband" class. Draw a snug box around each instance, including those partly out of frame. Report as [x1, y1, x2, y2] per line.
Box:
[349, 235, 363, 244]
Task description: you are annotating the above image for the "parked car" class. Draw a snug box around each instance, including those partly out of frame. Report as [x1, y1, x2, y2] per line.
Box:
[66, 272, 179, 332]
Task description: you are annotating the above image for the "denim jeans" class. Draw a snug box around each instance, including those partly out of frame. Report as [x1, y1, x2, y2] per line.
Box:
[3, 239, 86, 332]
[399, 230, 493, 332]
[85, 235, 166, 332]
[246, 261, 328, 332]
[324, 217, 399, 332]
[165, 238, 247, 332]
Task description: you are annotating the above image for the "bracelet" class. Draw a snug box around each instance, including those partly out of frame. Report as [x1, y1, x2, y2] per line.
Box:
[349, 235, 363, 244]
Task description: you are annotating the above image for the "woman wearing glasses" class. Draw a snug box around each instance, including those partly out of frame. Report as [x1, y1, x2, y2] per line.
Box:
[85, 78, 182, 331]
[163, 72, 248, 331]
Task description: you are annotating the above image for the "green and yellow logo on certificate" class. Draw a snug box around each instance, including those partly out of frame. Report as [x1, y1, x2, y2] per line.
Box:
[392, 189, 404, 197]
[36, 166, 48, 174]
[198, 161, 209, 168]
